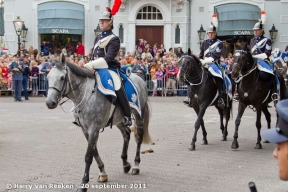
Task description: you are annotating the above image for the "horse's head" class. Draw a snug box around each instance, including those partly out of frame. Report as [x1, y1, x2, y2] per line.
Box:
[231, 41, 253, 79]
[177, 48, 201, 84]
[46, 53, 68, 109]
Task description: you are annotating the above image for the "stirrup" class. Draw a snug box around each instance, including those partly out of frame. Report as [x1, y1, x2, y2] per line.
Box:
[122, 116, 132, 127]
[218, 98, 225, 109]
[271, 93, 280, 101]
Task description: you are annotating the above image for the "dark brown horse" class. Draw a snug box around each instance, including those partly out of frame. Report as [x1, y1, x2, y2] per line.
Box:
[178, 49, 236, 151]
[231, 45, 287, 149]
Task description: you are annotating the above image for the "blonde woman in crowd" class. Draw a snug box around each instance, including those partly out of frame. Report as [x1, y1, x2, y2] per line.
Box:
[150, 62, 157, 96]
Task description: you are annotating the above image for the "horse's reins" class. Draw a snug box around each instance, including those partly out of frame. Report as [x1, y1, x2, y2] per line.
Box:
[234, 50, 263, 100]
[180, 55, 205, 86]
[234, 50, 258, 84]
[49, 65, 94, 113]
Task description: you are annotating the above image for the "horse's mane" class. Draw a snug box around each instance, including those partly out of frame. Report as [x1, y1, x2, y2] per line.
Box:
[66, 61, 95, 78]
[183, 52, 202, 66]
[246, 50, 254, 64]
[54, 60, 95, 78]
[191, 54, 201, 65]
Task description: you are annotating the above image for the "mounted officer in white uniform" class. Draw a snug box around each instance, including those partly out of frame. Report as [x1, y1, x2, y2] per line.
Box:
[84, 2, 132, 127]
[199, 14, 225, 109]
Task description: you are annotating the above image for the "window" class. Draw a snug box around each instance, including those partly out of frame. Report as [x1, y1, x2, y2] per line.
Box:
[0, 7, 3, 36]
[136, 6, 163, 20]
[175, 25, 180, 44]
[119, 24, 124, 43]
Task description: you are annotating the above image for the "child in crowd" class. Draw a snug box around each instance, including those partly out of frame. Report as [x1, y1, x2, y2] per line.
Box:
[155, 66, 164, 92]
[30, 60, 39, 96]
[1, 63, 9, 90]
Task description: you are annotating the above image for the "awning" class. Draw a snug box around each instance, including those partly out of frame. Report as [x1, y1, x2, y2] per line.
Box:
[215, 4, 261, 36]
[0, 7, 4, 36]
[38, 2, 84, 35]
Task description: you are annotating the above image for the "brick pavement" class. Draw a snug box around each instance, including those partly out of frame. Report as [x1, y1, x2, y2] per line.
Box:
[0, 97, 287, 192]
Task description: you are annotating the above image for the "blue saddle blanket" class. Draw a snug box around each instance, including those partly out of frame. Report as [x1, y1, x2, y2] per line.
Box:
[207, 63, 233, 99]
[95, 68, 141, 116]
[256, 60, 274, 75]
[256, 59, 280, 95]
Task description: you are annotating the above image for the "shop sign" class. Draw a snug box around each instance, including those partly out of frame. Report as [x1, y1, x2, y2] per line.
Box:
[52, 29, 70, 34]
[234, 31, 251, 35]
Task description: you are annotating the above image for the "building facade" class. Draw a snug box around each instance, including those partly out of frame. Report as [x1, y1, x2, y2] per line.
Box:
[1, 0, 288, 56]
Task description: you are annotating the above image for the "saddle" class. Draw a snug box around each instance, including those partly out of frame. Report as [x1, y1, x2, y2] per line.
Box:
[205, 63, 233, 100]
[94, 67, 142, 117]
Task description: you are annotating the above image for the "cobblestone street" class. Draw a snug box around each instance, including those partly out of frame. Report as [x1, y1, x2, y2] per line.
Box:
[0, 97, 287, 192]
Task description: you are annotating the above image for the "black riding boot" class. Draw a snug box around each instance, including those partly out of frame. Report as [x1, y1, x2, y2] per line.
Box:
[216, 78, 225, 109]
[116, 86, 132, 127]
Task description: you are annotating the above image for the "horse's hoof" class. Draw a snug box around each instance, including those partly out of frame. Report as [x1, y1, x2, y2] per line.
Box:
[132, 168, 140, 175]
[202, 140, 208, 145]
[98, 175, 108, 183]
[231, 142, 239, 149]
[221, 137, 227, 141]
[76, 188, 87, 192]
[263, 140, 270, 143]
[123, 163, 131, 173]
[254, 143, 262, 149]
[188, 144, 195, 151]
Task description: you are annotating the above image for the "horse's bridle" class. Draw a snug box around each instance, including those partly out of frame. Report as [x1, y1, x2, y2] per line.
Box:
[233, 50, 258, 80]
[233, 50, 249, 71]
[48, 65, 85, 103]
[179, 55, 205, 86]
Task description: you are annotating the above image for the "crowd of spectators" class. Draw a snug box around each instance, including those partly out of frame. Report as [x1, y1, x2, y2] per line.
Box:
[0, 38, 242, 99]
[0, 41, 88, 99]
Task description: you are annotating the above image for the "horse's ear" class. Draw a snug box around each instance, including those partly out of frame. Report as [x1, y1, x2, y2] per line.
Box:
[188, 48, 192, 55]
[60, 53, 65, 64]
[49, 54, 55, 66]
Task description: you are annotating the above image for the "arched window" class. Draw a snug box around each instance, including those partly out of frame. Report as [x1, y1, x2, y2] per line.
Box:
[136, 6, 163, 20]
[119, 24, 124, 43]
[175, 25, 180, 44]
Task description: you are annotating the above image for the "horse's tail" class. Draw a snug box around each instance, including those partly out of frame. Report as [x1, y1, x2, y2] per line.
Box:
[142, 101, 152, 144]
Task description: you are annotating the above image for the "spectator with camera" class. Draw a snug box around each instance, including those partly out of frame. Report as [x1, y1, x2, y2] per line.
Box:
[10, 55, 24, 101]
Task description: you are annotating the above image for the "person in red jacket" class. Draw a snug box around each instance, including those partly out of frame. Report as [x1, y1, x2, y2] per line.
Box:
[75, 41, 85, 57]
[165, 59, 178, 96]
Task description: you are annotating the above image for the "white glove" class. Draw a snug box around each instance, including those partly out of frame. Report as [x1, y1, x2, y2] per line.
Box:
[252, 53, 267, 60]
[203, 57, 214, 64]
[83, 58, 108, 71]
[200, 59, 205, 65]
[200, 59, 208, 68]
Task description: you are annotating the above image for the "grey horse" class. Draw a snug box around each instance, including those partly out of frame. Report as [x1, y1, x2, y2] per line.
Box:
[46, 54, 151, 192]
